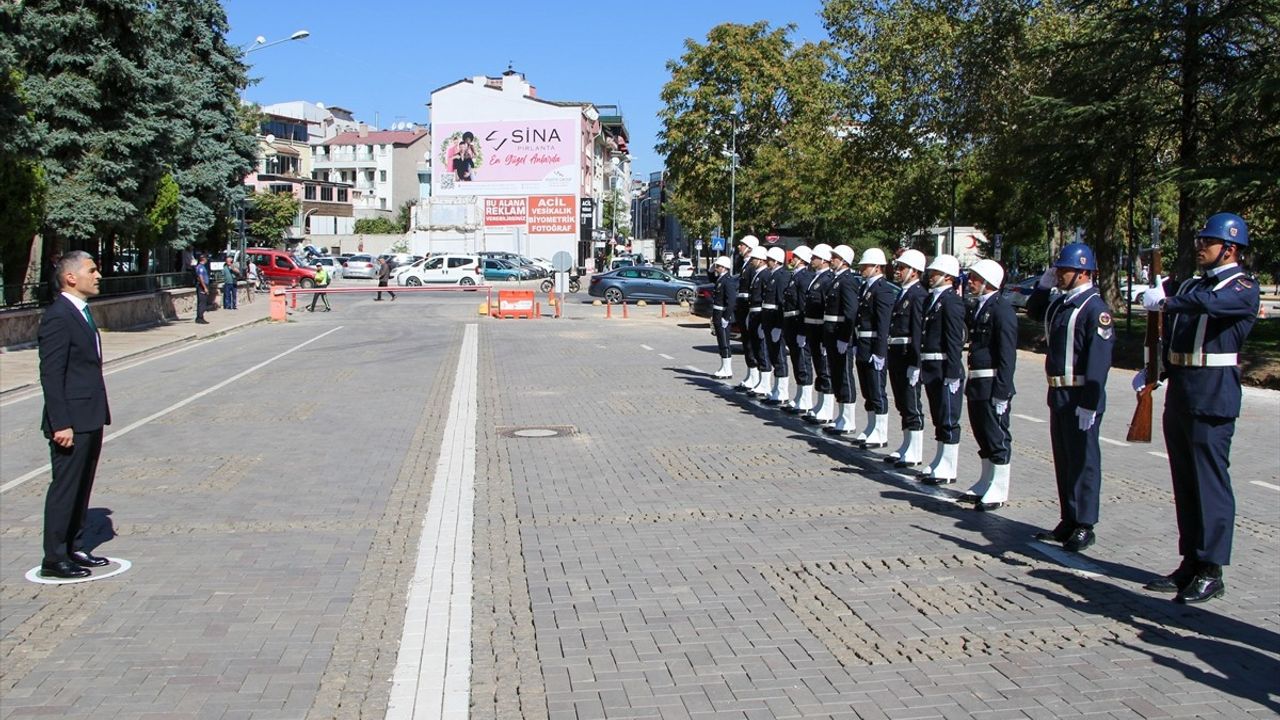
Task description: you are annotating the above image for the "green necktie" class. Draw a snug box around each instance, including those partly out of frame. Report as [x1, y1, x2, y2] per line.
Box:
[82, 306, 97, 333]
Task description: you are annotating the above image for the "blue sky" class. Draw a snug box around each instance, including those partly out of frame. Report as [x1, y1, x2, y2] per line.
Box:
[224, 0, 828, 179]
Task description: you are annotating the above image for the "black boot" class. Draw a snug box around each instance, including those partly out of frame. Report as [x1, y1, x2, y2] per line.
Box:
[1176, 563, 1225, 604]
[1143, 558, 1197, 593]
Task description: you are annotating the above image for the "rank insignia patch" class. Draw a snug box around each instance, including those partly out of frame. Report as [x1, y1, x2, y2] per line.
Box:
[1098, 312, 1113, 327]
[1098, 325, 1114, 340]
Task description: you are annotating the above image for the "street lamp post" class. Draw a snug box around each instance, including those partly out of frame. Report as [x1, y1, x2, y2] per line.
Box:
[720, 117, 740, 243]
[243, 29, 310, 54]
[947, 165, 961, 257]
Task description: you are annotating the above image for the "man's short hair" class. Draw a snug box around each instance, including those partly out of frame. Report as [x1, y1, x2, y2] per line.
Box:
[56, 251, 94, 280]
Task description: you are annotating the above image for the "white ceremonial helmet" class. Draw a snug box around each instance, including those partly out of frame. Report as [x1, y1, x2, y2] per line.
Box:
[895, 249, 927, 273]
[832, 245, 855, 265]
[749, 246, 768, 260]
[858, 247, 888, 266]
[811, 244, 833, 261]
[926, 254, 961, 278]
[767, 247, 786, 263]
[792, 246, 813, 263]
[738, 235, 760, 249]
[969, 258, 1005, 289]
[714, 256, 733, 270]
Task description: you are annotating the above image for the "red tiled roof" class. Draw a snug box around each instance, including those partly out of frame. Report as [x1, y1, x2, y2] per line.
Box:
[321, 130, 429, 147]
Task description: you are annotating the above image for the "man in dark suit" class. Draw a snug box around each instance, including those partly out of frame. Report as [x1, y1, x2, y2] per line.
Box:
[38, 251, 112, 579]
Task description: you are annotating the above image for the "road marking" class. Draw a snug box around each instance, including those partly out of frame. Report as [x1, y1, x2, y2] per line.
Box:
[1250, 481, 1280, 492]
[1026, 541, 1102, 579]
[386, 324, 476, 720]
[659, 353, 675, 360]
[1013, 413, 1046, 424]
[26, 557, 132, 584]
[0, 327, 343, 494]
[1099, 437, 1131, 447]
[640, 344, 653, 351]
[1147, 451, 1169, 459]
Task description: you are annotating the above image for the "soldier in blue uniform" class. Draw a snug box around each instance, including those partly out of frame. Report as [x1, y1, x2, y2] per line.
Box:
[744, 246, 774, 397]
[802, 245, 837, 424]
[761, 247, 792, 402]
[821, 246, 860, 433]
[1139, 212, 1259, 603]
[959, 259, 1018, 510]
[920, 255, 967, 484]
[782, 246, 814, 413]
[709, 256, 738, 379]
[734, 236, 761, 390]
[884, 250, 928, 468]
[852, 248, 897, 449]
[1026, 243, 1114, 552]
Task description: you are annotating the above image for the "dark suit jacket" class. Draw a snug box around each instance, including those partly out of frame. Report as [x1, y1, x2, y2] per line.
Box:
[39, 295, 111, 434]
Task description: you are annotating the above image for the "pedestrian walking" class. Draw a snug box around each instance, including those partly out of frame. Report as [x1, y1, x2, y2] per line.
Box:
[1027, 243, 1114, 552]
[308, 264, 331, 312]
[37, 251, 111, 579]
[884, 249, 928, 468]
[920, 254, 966, 484]
[852, 248, 896, 448]
[709, 256, 738, 378]
[221, 253, 240, 309]
[194, 252, 210, 324]
[782, 246, 814, 412]
[1139, 212, 1259, 602]
[821, 245, 860, 434]
[801, 245, 836, 423]
[375, 257, 396, 301]
[959, 259, 1018, 510]
[733, 236, 761, 390]
[762, 247, 792, 404]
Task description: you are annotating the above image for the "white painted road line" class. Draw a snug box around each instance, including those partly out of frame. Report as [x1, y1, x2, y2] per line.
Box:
[659, 353, 675, 360]
[386, 323, 477, 720]
[1013, 413, 1046, 424]
[0, 327, 343, 494]
[1099, 437, 1131, 447]
[1250, 481, 1280, 492]
[1148, 451, 1169, 460]
[1026, 541, 1102, 579]
[640, 344, 654, 351]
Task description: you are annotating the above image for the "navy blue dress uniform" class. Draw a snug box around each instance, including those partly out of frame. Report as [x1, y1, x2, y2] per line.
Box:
[885, 250, 929, 467]
[783, 248, 815, 411]
[803, 246, 837, 422]
[1027, 243, 1114, 552]
[709, 257, 739, 378]
[761, 248, 792, 402]
[734, 242, 761, 387]
[821, 250, 861, 432]
[853, 250, 897, 447]
[1142, 213, 1259, 603]
[744, 254, 774, 395]
[920, 256, 967, 483]
[960, 259, 1018, 510]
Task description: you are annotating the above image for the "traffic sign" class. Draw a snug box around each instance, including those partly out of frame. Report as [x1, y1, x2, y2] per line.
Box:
[711, 236, 725, 252]
[551, 251, 574, 273]
[694, 241, 703, 251]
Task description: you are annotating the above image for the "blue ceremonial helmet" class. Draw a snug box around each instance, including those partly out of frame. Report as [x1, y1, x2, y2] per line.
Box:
[1198, 212, 1249, 247]
[1053, 242, 1097, 272]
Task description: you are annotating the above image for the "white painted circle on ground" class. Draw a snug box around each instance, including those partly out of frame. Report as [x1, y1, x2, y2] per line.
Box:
[512, 428, 559, 438]
[25, 558, 132, 585]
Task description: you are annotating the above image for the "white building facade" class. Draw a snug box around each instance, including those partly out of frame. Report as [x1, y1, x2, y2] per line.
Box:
[313, 128, 430, 219]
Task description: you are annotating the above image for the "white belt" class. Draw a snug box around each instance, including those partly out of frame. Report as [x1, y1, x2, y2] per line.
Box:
[888, 337, 910, 345]
[804, 318, 824, 325]
[736, 293, 750, 298]
[762, 303, 778, 309]
[748, 307, 762, 313]
[712, 305, 726, 311]
[1168, 352, 1237, 367]
[823, 315, 840, 322]
[783, 311, 799, 317]
[920, 353, 946, 361]
[856, 331, 875, 338]
[967, 368, 997, 379]
[1047, 375, 1085, 387]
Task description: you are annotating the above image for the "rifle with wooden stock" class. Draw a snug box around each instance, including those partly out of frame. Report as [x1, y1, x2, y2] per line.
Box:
[1126, 247, 1162, 442]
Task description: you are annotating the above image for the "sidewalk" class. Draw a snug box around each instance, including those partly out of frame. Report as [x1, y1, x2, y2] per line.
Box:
[0, 296, 272, 395]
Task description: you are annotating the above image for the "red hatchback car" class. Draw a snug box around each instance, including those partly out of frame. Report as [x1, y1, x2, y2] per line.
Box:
[247, 248, 317, 288]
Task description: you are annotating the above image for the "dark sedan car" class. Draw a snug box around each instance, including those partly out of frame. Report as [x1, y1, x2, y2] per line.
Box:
[588, 266, 698, 305]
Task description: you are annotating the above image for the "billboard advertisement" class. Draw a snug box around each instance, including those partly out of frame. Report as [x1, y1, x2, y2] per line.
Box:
[527, 196, 575, 234]
[433, 119, 578, 197]
[483, 197, 527, 226]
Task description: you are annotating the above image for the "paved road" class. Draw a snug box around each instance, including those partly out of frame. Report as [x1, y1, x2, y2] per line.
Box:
[1, 292, 1276, 719]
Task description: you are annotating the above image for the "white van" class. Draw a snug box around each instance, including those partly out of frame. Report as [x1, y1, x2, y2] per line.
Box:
[398, 255, 485, 286]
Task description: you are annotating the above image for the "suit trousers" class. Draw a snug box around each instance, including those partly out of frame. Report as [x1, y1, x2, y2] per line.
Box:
[887, 352, 923, 430]
[763, 313, 788, 378]
[195, 288, 208, 321]
[823, 334, 855, 403]
[785, 317, 812, 385]
[856, 358, 888, 413]
[747, 311, 770, 372]
[712, 310, 733, 359]
[1048, 400, 1103, 527]
[44, 429, 103, 562]
[1163, 390, 1236, 565]
[737, 302, 756, 369]
[924, 371, 963, 443]
[967, 389, 1011, 464]
[806, 323, 830, 392]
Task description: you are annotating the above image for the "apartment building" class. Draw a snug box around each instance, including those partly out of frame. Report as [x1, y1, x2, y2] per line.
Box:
[313, 128, 430, 218]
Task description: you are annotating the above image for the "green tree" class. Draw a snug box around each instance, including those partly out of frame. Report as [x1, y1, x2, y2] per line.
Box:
[246, 191, 300, 247]
[353, 217, 403, 234]
[395, 200, 417, 232]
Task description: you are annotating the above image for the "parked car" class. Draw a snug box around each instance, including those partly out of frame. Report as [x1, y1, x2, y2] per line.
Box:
[311, 256, 344, 280]
[479, 251, 545, 278]
[673, 259, 696, 278]
[245, 248, 317, 288]
[343, 254, 379, 279]
[398, 254, 485, 286]
[1002, 275, 1063, 311]
[588, 266, 698, 305]
[609, 257, 636, 271]
[481, 258, 526, 282]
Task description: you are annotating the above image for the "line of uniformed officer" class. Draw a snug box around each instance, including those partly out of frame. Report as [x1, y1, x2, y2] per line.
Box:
[852, 249, 897, 448]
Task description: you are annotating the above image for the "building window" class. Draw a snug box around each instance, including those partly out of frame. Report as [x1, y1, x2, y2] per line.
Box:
[337, 189, 348, 202]
[304, 185, 316, 200]
[380, 198, 387, 210]
[268, 184, 293, 194]
[379, 170, 387, 182]
[321, 186, 333, 201]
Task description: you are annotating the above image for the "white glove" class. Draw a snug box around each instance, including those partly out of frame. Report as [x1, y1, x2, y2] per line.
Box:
[1142, 277, 1166, 311]
[757, 325, 765, 339]
[1076, 407, 1097, 431]
[1131, 368, 1161, 392]
[796, 335, 807, 349]
[946, 377, 961, 394]
[872, 354, 885, 372]
[993, 398, 1009, 415]
[770, 328, 782, 343]
[836, 340, 849, 354]
[1037, 267, 1057, 289]
[719, 318, 729, 329]
[907, 366, 920, 386]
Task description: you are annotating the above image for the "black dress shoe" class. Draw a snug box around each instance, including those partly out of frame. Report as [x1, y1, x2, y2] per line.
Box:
[71, 550, 110, 568]
[863, 441, 888, 449]
[974, 501, 1003, 512]
[40, 560, 91, 579]
[957, 492, 980, 503]
[921, 475, 955, 485]
[894, 460, 919, 469]
[1143, 561, 1197, 593]
[822, 426, 848, 435]
[1176, 573, 1225, 604]
[1063, 526, 1095, 553]
[782, 406, 804, 415]
[1034, 521, 1073, 543]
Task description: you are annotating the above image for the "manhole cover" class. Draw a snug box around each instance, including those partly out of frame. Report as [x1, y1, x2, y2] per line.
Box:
[496, 425, 576, 439]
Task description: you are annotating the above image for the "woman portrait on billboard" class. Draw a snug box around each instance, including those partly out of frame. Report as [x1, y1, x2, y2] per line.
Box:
[442, 131, 479, 181]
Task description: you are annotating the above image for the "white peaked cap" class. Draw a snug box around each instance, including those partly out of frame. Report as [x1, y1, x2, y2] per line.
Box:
[811, 244, 833, 261]
[714, 256, 733, 270]
[895, 249, 927, 273]
[749, 246, 768, 260]
[927, 254, 960, 277]
[970, 258, 1005, 289]
[858, 247, 888, 266]
[833, 245, 855, 264]
[767, 247, 786, 263]
[738, 235, 760, 248]
[792, 246, 813, 263]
